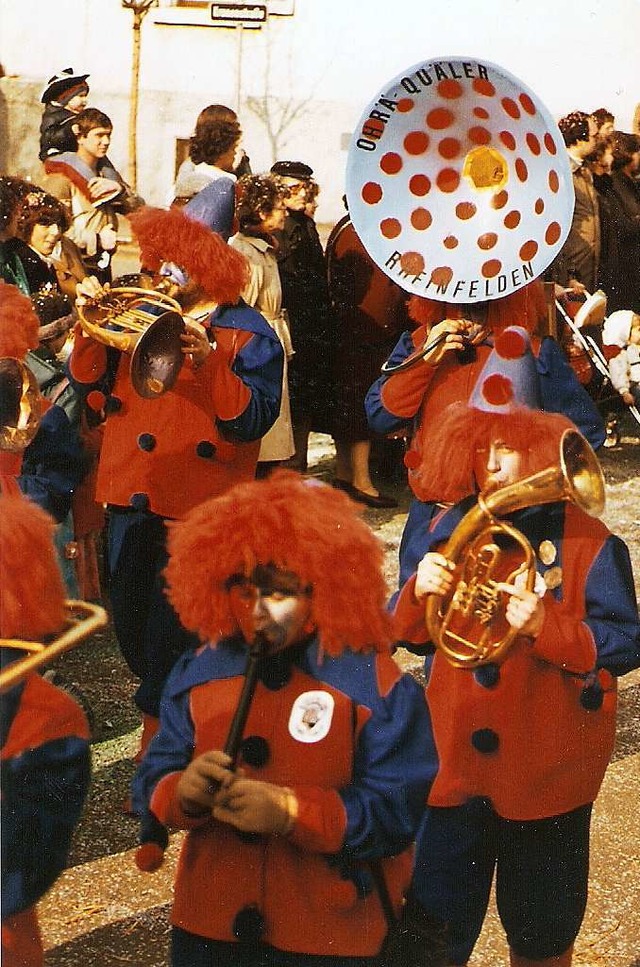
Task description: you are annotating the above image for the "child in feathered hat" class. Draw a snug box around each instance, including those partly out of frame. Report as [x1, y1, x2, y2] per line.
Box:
[39, 68, 90, 162]
[365, 284, 607, 590]
[392, 326, 640, 967]
[1, 495, 92, 967]
[69, 205, 284, 769]
[132, 471, 437, 967]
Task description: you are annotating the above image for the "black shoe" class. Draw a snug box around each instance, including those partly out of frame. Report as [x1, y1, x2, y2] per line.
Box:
[348, 485, 398, 509]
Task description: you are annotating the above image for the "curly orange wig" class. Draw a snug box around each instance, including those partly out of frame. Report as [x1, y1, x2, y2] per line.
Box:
[0, 281, 40, 358]
[165, 471, 392, 656]
[407, 278, 546, 335]
[128, 206, 249, 305]
[0, 496, 66, 639]
[415, 404, 578, 504]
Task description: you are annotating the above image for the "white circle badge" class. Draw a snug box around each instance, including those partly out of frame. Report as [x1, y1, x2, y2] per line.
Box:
[288, 690, 335, 743]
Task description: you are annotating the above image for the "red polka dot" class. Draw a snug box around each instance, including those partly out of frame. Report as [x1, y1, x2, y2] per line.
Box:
[534, 198, 545, 214]
[496, 328, 527, 359]
[526, 133, 541, 155]
[439, 137, 461, 159]
[520, 240, 539, 261]
[411, 208, 433, 230]
[400, 251, 425, 275]
[404, 131, 430, 155]
[380, 152, 402, 175]
[363, 118, 385, 139]
[473, 106, 490, 119]
[500, 131, 516, 150]
[437, 168, 461, 193]
[87, 390, 106, 411]
[380, 218, 401, 239]
[482, 373, 513, 406]
[501, 97, 521, 119]
[362, 182, 383, 205]
[544, 133, 557, 155]
[519, 93, 536, 116]
[545, 221, 562, 245]
[492, 191, 509, 210]
[469, 126, 492, 145]
[430, 266, 454, 287]
[548, 170, 560, 193]
[397, 98, 415, 113]
[427, 108, 454, 130]
[443, 235, 459, 249]
[409, 174, 431, 196]
[456, 201, 477, 220]
[504, 210, 521, 229]
[438, 78, 463, 99]
[515, 158, 529, 182]
[478, 233, 498, 250]
[473, 78, 496, 97]
[482, 259, 502, 278]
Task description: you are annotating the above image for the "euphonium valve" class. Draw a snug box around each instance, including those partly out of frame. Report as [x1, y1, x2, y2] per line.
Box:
[425, 430, 605, 668]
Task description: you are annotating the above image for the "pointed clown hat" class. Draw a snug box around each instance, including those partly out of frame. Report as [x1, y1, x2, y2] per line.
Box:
[346, 56, 573, 303]
[469, 325, 541, 413]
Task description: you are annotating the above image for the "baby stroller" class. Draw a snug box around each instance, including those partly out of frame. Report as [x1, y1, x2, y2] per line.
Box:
[555, 290, 640, 447]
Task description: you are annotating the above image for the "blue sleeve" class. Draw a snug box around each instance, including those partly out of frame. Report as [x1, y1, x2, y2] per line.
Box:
[585, 534, 640, 676]
[365, 329, 415, 435]
[217, 330, 284, 443]
[1, 736, 91, 916]
[537, 337, 606, 450]
[18, 406, 88, 522]
[341, 673, 436, 860]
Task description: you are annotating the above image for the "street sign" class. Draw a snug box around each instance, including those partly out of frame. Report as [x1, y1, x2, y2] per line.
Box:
[211, 3, 267, 23]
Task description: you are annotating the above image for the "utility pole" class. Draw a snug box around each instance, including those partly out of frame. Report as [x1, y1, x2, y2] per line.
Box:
[121, 0, 157, 190]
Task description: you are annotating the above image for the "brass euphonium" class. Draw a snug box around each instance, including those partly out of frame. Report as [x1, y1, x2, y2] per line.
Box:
[0, 600, 108, 693]
[0, 357, 43, 452]
[76, 286, 186, 398]
[425, 429, 605, 668]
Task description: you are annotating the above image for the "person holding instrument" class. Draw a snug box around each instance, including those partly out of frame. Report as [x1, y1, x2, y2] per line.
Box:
[392, 328, 640, 967]
[365, 282, 606, 591]
[133, 471, 437, 967]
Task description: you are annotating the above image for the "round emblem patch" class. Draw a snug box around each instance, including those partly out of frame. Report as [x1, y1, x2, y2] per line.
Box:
[288, 691, 335, 744]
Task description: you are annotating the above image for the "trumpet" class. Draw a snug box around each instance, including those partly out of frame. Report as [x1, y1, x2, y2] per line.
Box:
[425, 429, 605, 668]
[0, 600, 108, 693]
[76, 286, 186, 398]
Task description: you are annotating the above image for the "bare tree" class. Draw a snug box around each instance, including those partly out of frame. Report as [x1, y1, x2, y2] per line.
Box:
[121, 0, 157, 190]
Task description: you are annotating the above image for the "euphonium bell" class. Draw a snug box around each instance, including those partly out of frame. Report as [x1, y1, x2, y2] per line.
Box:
[0, 357, 43, 452]
[425, 429, 605, 668]
[76, 286, 185, 398]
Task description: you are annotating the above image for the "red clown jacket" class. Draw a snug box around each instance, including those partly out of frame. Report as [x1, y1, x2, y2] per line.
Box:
[133, 635, 436, 957]
[393, 500, 640, 821]
[68, 301, 283, 520]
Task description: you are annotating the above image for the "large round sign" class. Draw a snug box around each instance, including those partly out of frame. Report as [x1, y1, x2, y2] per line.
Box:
[346, 57, 573, 303]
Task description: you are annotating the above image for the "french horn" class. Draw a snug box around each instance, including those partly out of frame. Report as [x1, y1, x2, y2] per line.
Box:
[424, 429, 605, 668]
[0, 599, 108, 693]
[0, 357, 43, 452]
[76, 286, 185, 398]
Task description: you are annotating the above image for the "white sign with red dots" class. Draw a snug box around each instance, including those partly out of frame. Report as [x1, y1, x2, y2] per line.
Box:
[346, 57, 574, 303]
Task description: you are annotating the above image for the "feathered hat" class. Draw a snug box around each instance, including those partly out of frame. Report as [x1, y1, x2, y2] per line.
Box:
[128, 206, 249, 305]
[0, 280, 40, 359]
[0, 495, 66, 640]
[40, 68, 89, 105]
[413, 326, 576, 504]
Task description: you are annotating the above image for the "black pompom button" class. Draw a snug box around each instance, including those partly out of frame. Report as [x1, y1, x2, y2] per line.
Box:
[240, 735, 270, 768]
[104, 395, 123, 413]
[471, 728, 500, 754]
[137, 432, 156, 452]
[129, 492, 150, 511]
[196, 440, 217, 459]
[580, 681, 604, 711]
[473, 664, 501, 689]
[233, 904, 265, 944]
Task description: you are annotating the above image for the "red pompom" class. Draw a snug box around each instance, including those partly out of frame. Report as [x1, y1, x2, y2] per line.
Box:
[0, 281, 40, 358]
[86, 390, 106, 412]
[481, 373, 514, 406]
[135, 842, 165, 873]
[495, 327, 527, 360]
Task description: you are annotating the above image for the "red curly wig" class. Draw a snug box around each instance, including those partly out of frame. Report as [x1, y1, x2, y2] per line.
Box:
[415, 404, 578, 504]
[164, 471, 392, 656]
[0, 281, 40, 358]
[0, 496, 66, 639]
[407, 278, 546, 335]
[128, 206, 249, 305]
